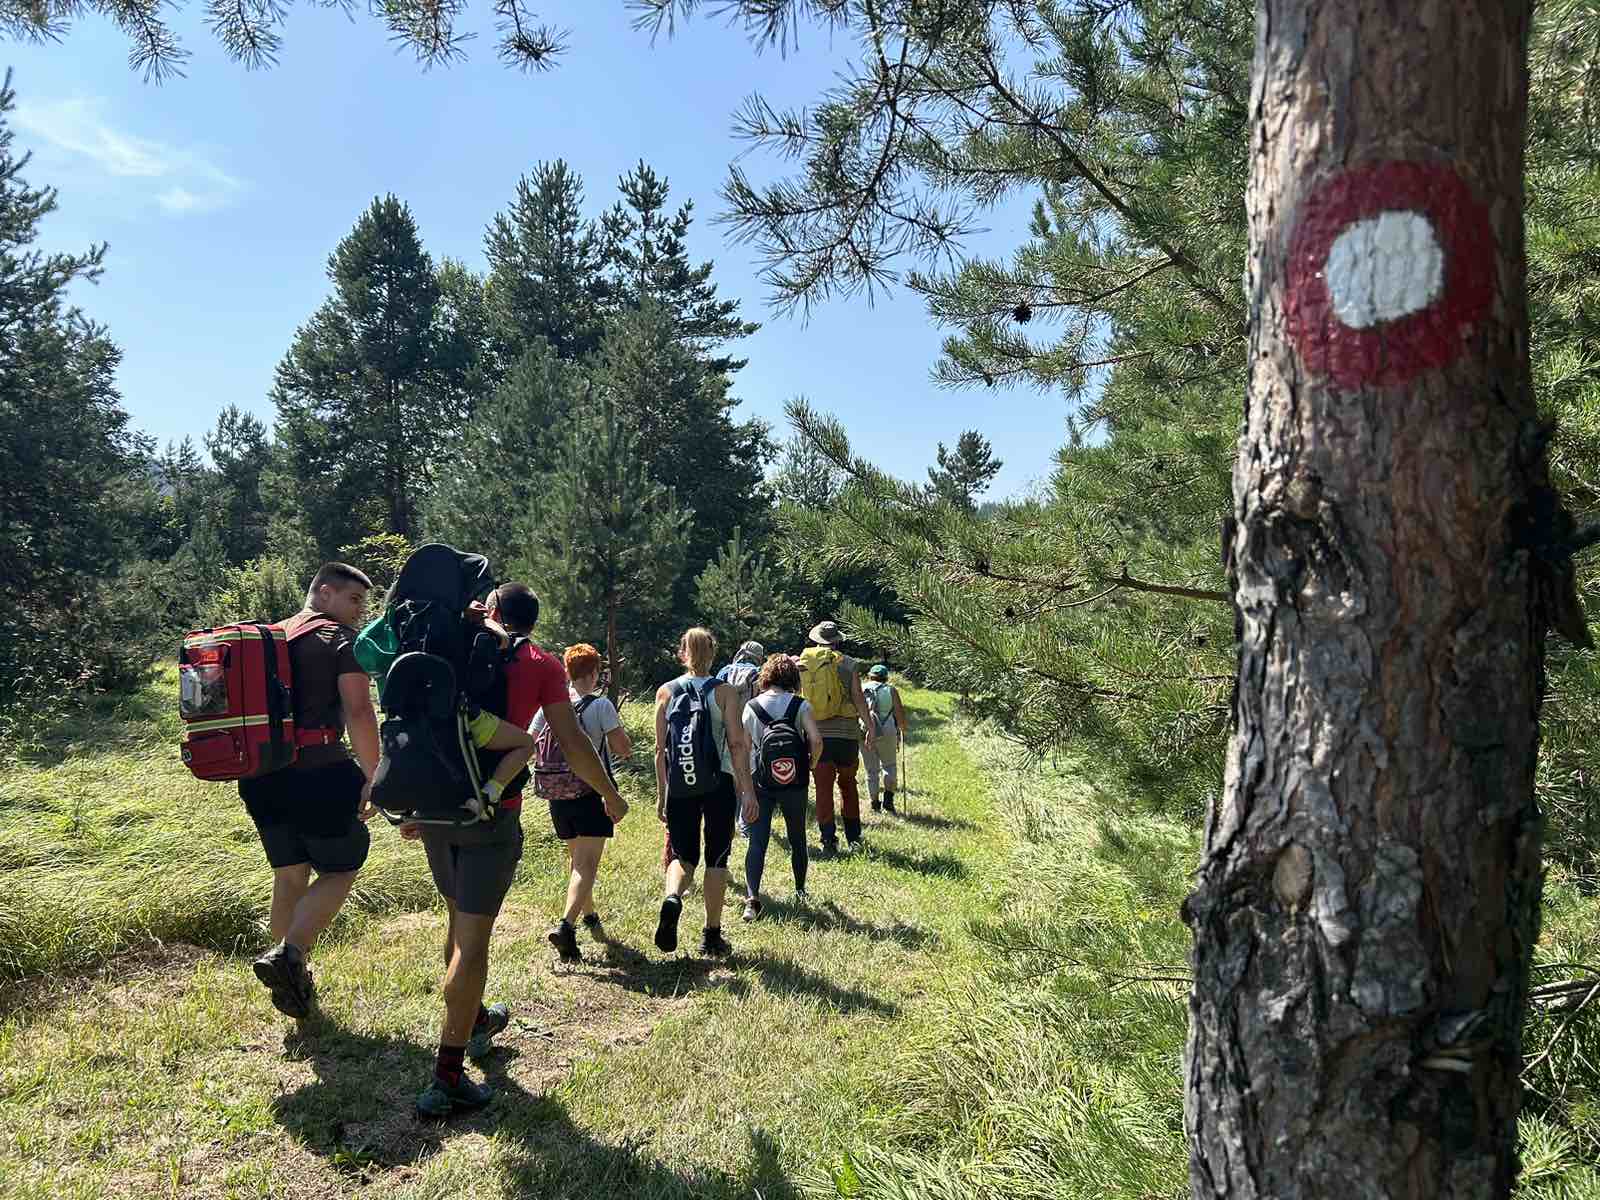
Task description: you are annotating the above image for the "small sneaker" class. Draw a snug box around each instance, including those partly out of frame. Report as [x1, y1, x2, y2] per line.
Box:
[253, 941, 314, 1019]
[547, 920, 582, 963]
[466, 1002, 510, 1061]
[581, 912, 605, 940]
[655, 896, 683, 953]
[415, 1073, 494, 1119]
[741, 899, 762, 923]
[701, 927, 733, 957]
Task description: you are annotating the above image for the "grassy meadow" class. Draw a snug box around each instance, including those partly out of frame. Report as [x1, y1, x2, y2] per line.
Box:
[4, 672, 1600, 1198]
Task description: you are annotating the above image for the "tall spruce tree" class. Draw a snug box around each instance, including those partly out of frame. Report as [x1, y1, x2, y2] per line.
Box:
[484, 161, 607, 364]
[272, 196, 457, 554]
[0, 71, 152, 698]
[516, 384, 689, 698]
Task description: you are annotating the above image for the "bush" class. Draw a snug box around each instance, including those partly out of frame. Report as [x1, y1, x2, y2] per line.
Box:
[198, 556, 304, 627]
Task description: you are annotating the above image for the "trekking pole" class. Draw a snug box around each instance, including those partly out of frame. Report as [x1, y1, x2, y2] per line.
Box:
[900, 730, 909, 817]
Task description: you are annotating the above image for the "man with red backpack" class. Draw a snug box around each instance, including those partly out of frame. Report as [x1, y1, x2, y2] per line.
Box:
[243, 562, 379, 1022]
[531, 642, 632, 962]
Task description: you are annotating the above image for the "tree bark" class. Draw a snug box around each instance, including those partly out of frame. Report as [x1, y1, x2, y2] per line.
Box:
[1185, 3, 1549, 1198]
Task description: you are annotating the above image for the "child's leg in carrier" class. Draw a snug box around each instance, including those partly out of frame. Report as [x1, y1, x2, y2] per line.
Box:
[472, 715, 536, 791]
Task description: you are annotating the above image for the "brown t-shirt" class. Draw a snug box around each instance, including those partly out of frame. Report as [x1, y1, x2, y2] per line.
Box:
[283, 609, 363, 770]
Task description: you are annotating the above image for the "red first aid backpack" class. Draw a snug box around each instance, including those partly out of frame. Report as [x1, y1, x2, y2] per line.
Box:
[178, 616, 337, 781]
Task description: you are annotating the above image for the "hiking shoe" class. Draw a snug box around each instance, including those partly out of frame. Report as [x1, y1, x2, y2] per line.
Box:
[655, 897, 683, 953]
[547, 920, 582, 963]
[701, 928, 733, 957]
[817, 842, 839, 860]
[466, 1003, 510, 1061]
[741, 899, 762, 923]
[253, 942, 314, 1020]
[870, 798, 882, 813]
[884, 794, 897, 814]
[415, 1073, 494, 1119]
[793, 886, 810, 903]
[582, 912, 605, 940]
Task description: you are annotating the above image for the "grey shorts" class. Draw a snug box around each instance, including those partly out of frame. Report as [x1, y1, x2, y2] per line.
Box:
[419, 810, 524, 917]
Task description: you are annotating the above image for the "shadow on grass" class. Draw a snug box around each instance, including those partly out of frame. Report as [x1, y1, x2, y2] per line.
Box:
[584, 937, 900, 1017]
[897, 810, 979, 833]
[272, 1019, 802, 1199]
[755, 896, 940, 952]
[858, 844, 970, 881]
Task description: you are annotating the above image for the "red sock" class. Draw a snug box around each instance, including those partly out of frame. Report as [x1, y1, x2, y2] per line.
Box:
[435, 1043, 466, 1086]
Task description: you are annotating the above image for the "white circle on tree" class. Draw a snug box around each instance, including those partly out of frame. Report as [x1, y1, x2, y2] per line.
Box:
[1323, 210, 1445, 328]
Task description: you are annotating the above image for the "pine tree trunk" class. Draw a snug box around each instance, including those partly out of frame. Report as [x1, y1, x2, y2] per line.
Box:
[1184, 3, 1548, 1198]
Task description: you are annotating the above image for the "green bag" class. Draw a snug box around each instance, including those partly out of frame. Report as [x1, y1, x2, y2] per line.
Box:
[353, 611, 399, 699]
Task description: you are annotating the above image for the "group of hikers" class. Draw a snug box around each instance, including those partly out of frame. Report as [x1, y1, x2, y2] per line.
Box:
[228, 560, 908, 1119]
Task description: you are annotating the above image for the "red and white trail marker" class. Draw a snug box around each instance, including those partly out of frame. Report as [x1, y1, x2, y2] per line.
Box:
[1284, 161, 1496, 390]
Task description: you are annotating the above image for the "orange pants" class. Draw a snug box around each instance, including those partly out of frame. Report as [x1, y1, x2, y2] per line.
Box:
[813, 737, 861, 830]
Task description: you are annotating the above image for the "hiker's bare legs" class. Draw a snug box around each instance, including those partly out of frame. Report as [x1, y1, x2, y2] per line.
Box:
[441, 912, 495, 1045]
[665, 857, 694, 900]
[563, 836, 605, 924]
[283, 869, 358, 953]
[269, 864, 311, 943]
[703, 866, 728, 928]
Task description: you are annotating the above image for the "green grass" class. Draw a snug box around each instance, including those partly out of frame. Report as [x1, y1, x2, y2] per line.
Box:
[6, 673, 1600, 1198]
[0, 676, 1009, 1199]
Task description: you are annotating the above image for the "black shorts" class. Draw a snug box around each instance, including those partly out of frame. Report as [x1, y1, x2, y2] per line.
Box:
[419, 809, 524, 917]
[240, 759, 370, 875]
[665, 773, 738, 870]
[549, 790, 615, 841]
[819, 737, 860, 769]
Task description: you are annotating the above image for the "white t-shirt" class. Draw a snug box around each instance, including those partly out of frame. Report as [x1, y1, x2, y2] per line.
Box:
[741, 688, 815, 772]
[531, 687, 622, 759]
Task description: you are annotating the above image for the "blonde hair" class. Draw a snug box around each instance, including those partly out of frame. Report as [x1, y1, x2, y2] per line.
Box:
[679, 627, 717, 676]
[564, 643, 602, 681]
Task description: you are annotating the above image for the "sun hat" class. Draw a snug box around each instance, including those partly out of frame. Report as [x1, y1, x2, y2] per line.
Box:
[808, 620, 844, 645]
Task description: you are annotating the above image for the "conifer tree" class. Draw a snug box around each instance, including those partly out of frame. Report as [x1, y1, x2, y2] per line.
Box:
[517, 385, 689, 698]
[272, 196, 458, 554]
[203, 405, 272, 566]
[927, 430, 1002, 510]
[484, 161, 607, 364]
[0, 71, 149, 697]
[695, 526, 805, 656]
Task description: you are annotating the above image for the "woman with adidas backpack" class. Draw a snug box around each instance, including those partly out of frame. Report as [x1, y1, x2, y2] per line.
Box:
[530, 643, 631, 963]
[740, 653, 823, 921]
[652, 627, 758, 957]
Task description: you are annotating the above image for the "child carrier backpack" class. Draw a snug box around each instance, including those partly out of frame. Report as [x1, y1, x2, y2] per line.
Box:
[177, 615, 339, 782]
[716, 660, 760, 705]
[368, 542, 502, 827]
[798, 647, 851, 721]
[751, 694, 807, 792]
[665, 678, 724, 799]
[533, 695, 601, 801]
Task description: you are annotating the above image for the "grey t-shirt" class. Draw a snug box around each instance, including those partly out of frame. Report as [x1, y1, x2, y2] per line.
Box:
[742, 688, 815, 772]
[531, 687, 622, 762]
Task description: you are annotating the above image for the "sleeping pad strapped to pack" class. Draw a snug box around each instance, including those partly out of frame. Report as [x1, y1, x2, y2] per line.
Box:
[368, 542, 518, 827]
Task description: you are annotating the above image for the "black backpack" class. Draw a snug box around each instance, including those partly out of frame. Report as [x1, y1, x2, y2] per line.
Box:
[664, 678, 724, 799]
[751, 694, 807, 792]
[370, 543, 500, 827]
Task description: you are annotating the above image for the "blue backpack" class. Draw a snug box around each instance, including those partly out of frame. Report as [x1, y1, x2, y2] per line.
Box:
[716, 660, 760, 705]
[665, 678, 723, 799]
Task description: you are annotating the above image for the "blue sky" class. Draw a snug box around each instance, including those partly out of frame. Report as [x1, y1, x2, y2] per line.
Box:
[7, 3, 1067, 498]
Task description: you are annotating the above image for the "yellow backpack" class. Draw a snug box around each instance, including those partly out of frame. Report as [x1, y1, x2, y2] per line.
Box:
[799, 647, 852, 722]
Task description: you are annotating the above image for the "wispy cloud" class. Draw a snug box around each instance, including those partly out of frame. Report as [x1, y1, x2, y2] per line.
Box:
[13, 97, 244, 216]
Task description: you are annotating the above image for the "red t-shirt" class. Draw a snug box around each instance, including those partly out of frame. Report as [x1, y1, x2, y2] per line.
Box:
[500, 642, 569, 811]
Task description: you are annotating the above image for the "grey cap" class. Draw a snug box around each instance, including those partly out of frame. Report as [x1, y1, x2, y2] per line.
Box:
[736, 640, 766, 663]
